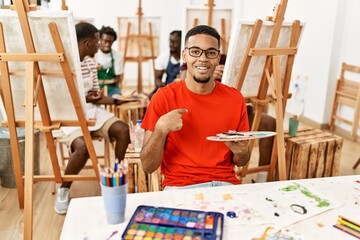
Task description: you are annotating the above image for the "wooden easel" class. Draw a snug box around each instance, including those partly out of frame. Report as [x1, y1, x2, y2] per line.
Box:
[236, 0, 302, 181]
[120, 0, 157, 93]
[0, 1, 99, 239]
[192, 0, 228, 53]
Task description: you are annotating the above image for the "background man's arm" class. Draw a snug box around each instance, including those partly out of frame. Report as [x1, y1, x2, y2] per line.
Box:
[154, 69, 165, 88]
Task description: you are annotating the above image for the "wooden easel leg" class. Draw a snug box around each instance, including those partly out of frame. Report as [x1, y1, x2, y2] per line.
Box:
[0, 22, 25, 208]
[272, 56, 287, 180]
[240, 107, 264, 178]
[45, 132, 62, 183]
[267, 136, 278, 181]
[49, 23, 100, 180]
[24, 62, 35, 240]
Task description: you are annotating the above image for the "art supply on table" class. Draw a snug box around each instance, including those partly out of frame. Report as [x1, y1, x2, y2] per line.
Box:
[122, 205, 224, 240]
[207, 131, 276, 142]
[333, 215, 360, 239]
[98, 159, 128, 187]
[99, 160, 128, 224]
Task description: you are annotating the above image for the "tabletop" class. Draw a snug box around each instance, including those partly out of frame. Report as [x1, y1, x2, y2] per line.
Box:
[61, 175, 360, 240]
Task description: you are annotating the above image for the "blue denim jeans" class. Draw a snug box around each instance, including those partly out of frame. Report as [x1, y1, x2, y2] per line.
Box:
[163, 181, 234, 191]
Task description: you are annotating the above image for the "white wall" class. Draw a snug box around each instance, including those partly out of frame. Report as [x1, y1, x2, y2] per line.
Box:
[47, 0, 359, 136]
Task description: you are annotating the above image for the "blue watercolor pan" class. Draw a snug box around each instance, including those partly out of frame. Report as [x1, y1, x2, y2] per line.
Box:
[122, 205, 224, 240]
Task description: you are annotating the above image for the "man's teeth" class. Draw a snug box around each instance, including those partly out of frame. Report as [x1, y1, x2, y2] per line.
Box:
[197, 67, 208, 70]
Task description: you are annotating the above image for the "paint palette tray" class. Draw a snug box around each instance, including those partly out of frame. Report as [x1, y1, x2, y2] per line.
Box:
[122, 205, 224, 240]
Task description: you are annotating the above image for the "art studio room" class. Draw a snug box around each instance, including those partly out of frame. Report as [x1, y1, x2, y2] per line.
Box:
[0, 0, 359, 239]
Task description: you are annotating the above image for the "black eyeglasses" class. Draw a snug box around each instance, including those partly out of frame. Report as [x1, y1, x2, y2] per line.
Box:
[185, 47, 220, 59]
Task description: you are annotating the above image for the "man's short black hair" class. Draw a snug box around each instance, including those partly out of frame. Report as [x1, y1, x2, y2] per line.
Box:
[75, 22, 99, 42]
[184, 25, 220, 48]
[99, 26, 117, 41]
[170, 30, 181, 39]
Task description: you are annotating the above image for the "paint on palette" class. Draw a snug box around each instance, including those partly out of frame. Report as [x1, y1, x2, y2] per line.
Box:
[121, 205, 224, 240]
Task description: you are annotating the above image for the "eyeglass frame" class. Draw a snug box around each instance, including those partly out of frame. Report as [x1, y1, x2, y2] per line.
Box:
[184, 46, 220, 59]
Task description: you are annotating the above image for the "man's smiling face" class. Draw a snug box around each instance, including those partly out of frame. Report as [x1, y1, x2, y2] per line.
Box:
[182, 34, 220, 84]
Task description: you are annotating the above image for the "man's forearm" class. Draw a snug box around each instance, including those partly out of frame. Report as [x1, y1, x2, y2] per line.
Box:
[140, 129, 167, 173]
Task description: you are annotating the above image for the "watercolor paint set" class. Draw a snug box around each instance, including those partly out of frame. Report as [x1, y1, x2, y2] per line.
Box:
[122, 205, 224, 240]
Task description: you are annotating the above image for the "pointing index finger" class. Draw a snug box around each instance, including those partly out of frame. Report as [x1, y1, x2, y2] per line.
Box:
[178, 108, 188, 114]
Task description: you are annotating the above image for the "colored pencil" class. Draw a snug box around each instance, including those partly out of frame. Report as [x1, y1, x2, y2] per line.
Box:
[339, 216, 360, 229]
[338, 219, 360, 233]
[114, 159, 119, 172]
[98, 160, 128, 187]
[333, 223, 360, 238]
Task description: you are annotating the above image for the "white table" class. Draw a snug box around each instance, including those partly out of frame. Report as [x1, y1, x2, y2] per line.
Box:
[61, 175, 360, 240]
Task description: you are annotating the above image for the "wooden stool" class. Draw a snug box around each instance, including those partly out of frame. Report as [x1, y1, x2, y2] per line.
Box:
[284, 128, 343, 179]
[115, 99, 148, 126]
[124, 148, 162, 193]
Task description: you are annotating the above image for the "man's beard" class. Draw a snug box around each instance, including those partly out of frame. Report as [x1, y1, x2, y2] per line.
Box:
[193, 75, 210, 83]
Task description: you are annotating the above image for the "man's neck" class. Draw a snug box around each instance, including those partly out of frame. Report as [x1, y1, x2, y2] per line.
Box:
[184, 77, 216, 95]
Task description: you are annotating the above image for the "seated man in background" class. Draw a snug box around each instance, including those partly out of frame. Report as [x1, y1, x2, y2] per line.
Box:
[180, 54, 276, 182]
[54, 22, 130, 214]
[141, 25, 250, 190]
[95, 26, 124, 97]
[149, 30, 182, 99]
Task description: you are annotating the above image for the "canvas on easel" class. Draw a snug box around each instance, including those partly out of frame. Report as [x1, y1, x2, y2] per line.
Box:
[222, 21, 304, 97]
[0, 1, 100, 238]
[0, 9, 86, 121]
[221, 0, 304, 181]
[183, 5, 232, 54]
[118, 16, 160, 59]
[117, 0, 160, 93]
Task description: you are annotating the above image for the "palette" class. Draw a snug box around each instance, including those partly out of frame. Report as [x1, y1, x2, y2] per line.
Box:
[122, 205, 224, 240]
[207, 131, 277, 142]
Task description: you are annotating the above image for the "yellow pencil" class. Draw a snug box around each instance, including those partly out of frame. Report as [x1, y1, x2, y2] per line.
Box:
[337, 219, 360, 232]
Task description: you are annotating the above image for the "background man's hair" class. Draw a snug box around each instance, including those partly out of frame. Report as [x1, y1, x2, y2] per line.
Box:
[170, 30, 182, 39]
[185, 25, 220, 48]
[75, 22, 99, 42]
[99, 26, 117, 41]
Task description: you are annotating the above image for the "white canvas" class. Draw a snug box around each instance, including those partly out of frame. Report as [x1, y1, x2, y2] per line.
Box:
[0, 9, 86, 122]
[222, 20, 304, 98]
[117, 16, 161, 58]
[183, 6, 232, 54]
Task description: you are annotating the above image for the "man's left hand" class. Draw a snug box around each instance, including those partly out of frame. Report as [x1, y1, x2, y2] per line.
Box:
[224, 140, 249, 155]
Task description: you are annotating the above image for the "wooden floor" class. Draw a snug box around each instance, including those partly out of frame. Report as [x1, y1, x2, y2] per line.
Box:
[0, 120, 359, 239]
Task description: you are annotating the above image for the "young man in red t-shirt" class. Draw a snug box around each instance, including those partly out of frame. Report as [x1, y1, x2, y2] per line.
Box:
[140, 25, 250, 190]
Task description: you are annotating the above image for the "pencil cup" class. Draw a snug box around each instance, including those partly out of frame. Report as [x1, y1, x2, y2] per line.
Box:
[289, 117, 299, 137]
[101, 183, 128, 224]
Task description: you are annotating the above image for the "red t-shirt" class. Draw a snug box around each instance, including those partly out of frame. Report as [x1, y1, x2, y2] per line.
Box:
[141, 80, 249, 188]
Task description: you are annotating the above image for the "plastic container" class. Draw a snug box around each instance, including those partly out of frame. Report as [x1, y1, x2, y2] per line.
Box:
[134, 119, 144, 152]
[0, 127, 40, 188]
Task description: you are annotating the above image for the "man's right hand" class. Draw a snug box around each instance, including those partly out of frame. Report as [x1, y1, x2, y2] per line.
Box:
[155, 108, 188, 134]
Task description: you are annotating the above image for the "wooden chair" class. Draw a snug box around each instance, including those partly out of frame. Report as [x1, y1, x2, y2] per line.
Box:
[330, 62, 360, 141]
